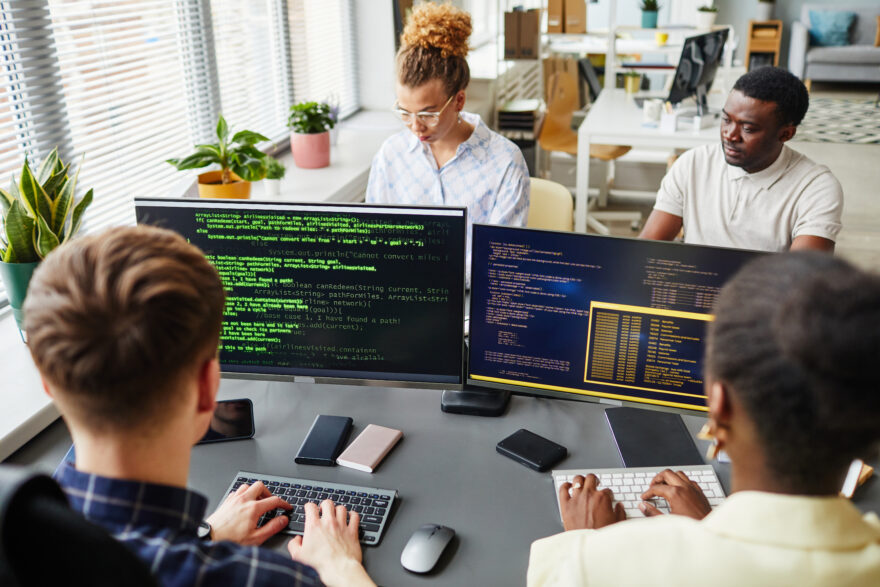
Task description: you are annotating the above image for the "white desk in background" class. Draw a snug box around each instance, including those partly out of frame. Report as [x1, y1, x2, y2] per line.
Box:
[575, 88, 723, 234]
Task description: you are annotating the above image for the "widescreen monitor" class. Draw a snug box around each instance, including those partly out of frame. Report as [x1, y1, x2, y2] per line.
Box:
[135, 198, 466, 388]
[667, 28, 729, 116]
[467, 225, 763, 415]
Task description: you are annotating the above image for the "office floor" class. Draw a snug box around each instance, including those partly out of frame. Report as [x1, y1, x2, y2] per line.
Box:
[588, 82, 880, 273]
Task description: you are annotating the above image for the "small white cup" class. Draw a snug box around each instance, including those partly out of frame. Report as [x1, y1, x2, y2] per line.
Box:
[643, 99, 663, 126]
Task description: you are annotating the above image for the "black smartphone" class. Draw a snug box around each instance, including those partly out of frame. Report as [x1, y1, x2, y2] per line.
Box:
[198, 399, 256, 444]
[295, 415, 353, 466]
[496, 429, 567, 472]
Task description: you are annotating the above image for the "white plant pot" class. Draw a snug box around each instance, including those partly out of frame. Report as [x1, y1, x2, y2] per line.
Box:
[756, 3, 773, 21]
[695, 11, 717, 29]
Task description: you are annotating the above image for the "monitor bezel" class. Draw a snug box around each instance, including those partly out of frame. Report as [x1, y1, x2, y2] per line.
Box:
[667, 27, 731, 112]
[465, 224, 766, 417]
[134, 197, 468, 391]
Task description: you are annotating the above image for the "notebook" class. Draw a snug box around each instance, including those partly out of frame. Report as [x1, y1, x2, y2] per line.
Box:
[336, 425, 403, 472]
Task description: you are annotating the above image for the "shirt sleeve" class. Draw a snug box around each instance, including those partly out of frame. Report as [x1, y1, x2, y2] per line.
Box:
[791, 167, 843, 243]
[488, 147, 530, 227]
[527, 530, 594, 587]
[653, 149, 693, 218]
[365, 149, 388, 204]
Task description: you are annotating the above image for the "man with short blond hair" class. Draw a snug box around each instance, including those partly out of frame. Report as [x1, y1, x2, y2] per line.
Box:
[25, 225, 374, 587]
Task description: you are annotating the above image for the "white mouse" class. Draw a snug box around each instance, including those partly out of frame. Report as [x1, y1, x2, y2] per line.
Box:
[400, 523, 455, 574]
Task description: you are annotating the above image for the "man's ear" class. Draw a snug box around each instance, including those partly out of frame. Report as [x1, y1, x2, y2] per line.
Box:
[778, 123, 796, 143]
[195, 357, 220, 416]
[40, 378, 54, 399]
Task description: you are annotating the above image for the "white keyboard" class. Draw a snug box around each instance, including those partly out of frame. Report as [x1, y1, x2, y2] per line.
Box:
[552, 464, 726, 520]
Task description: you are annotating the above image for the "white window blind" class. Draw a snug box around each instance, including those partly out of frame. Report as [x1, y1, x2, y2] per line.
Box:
[0, 0, 360, 310]
[289, 0, 359, 118]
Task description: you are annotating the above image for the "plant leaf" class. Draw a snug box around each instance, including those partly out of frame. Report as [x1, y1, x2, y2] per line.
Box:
[0, 187, 12, 216]
[166, 152, 218, 171]
[17, 159, 40, 218]
[231, 130, 269, 146]
[64, 188, 93, 243]
[52, 176, 74, 236]
[5, 200, 37, 263]
[216, 115, 228, 143]
[35, 147, 60, 184]
[33, 213, 60, 259]
[41, 162, 71, 202]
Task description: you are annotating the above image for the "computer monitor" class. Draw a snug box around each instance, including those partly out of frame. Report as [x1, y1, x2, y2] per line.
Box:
[667, 28, 729, 116]
[467, 225, 764, 462]
[135, 198, 467, 388]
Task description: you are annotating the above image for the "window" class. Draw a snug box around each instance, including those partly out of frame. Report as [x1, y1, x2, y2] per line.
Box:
[0, 0, 359, 309]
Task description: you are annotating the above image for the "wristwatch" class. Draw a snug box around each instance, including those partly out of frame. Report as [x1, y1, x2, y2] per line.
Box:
[197, 520, 213, 541]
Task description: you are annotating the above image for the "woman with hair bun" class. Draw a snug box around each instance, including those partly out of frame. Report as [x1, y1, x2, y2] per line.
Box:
[367, 2, 529, 266]
[528, 251, 880, 586]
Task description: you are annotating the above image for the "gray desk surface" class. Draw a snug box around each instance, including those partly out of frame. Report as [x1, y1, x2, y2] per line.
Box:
[7, 378, 880, 587]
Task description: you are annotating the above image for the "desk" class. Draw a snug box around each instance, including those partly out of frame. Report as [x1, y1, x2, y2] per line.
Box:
[575, 88, 723, 233]
[8, 378, 880, 586]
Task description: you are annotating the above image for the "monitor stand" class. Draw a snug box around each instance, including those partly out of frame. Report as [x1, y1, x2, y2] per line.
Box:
[604, 407, 704, 467]
[440, 384, 511, 417]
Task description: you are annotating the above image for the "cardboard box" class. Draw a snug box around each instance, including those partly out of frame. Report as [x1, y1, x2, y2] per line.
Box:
[504, 11, 519, 59]
[519, 9, 541, 59]
[547, 0, 564, 33]
[564, 0, 586, 34]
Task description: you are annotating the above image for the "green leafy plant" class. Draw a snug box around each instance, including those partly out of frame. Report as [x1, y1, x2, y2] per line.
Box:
[698, 4, 718, 11]
[287, 102, 337, 135]
[0, 148, 93, 263]
[640, 0, 660, 11]
[166, 115, 285, 184]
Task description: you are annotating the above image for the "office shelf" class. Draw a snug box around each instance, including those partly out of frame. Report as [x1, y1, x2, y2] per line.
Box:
[745, 20, 782, 71]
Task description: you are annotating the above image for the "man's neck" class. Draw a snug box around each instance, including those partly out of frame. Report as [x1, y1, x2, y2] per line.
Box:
[73, 431, 192, 488]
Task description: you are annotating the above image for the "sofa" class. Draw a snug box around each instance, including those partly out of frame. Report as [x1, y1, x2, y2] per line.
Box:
[789, 3, 880, 87]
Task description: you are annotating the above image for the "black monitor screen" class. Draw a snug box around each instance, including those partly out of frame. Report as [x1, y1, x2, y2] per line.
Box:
[668, 28, 729, 112]
[467, 225, 764, 413]
[135, 199, 466, 386]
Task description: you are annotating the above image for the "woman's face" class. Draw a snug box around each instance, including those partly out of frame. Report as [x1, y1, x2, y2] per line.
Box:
[395, 78, 465, 145]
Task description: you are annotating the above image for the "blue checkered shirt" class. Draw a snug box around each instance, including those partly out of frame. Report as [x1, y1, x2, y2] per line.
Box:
[55, 462, 322, 587]
[366, 112, 530, 274]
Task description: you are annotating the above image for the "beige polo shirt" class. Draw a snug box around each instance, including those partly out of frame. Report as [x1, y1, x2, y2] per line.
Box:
[528, 491, 880, 586]
[654, 144, 843, 251]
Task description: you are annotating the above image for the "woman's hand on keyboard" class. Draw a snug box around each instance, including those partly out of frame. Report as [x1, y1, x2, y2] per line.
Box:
[639, 470, 712, 520]
[559, 474, 626, 531]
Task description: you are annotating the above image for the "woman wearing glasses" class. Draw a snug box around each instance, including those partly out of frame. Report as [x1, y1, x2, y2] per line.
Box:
[366, 3, 529, 262]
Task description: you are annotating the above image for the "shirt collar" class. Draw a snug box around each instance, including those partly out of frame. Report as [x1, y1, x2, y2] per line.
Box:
[405, 111, 492, 163]
[726, 145, 791, 191]
[55, 461, 208, 533]
[702, 490, 880, 549]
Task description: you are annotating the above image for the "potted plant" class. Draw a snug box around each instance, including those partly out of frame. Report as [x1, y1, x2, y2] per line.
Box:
[639, 0, 660, 29]
[166, 115, 285, 199]
[623, 71, 642, 94]
[696, 4, 718, 29]
[756, 0, 774, 21]
[288, 101, 336, 169]
[0, 148, 93, 330]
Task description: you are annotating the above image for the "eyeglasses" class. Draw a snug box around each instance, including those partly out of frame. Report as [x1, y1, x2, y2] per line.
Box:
[392, 94, 454, 127]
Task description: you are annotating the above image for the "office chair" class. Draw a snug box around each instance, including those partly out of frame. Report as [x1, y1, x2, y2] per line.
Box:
[528, 177, 574, 231]
[0, 465, 156, 587]
[537, 72, 642, 233]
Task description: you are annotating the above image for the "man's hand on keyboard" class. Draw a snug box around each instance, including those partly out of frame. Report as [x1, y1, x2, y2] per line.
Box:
[207, 481, 293, 545]
[559, 474, 626, 531]
[288, 500, 376, 587]
[639, 469, 712, 520]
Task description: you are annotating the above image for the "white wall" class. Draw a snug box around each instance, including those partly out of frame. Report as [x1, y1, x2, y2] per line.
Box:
[355, 0, 397, 110]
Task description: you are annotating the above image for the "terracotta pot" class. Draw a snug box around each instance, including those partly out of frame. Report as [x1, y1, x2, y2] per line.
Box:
[197, 170, 251, 199]
[291, 131, 330, 169]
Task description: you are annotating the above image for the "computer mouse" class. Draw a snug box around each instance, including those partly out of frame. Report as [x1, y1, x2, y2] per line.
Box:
[400, 523, 455, 574]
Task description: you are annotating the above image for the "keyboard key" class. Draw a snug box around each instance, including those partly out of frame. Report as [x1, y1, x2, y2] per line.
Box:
[360, 523, 380, 532]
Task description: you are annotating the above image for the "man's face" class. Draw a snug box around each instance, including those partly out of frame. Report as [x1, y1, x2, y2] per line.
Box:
[720, 90, 795, 173]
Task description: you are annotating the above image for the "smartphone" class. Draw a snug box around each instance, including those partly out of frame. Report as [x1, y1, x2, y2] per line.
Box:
[295, 415, 353, 466]
[496, 428, 567, 472]
[198, 399, 256, 444]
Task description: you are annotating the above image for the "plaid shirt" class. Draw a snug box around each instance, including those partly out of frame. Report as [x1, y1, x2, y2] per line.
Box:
[367, 111, 530, 279]
[55, 462, 322, 587]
